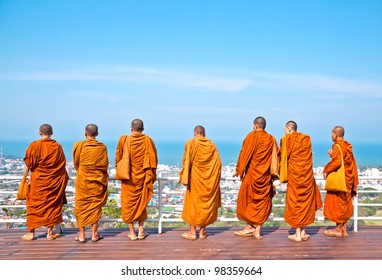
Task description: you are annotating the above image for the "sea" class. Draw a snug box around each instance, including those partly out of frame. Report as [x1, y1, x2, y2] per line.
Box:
[1, 140, 382, 168]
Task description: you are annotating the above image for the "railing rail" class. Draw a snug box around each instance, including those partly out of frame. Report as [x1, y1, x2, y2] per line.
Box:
[1, 176, 381, 233]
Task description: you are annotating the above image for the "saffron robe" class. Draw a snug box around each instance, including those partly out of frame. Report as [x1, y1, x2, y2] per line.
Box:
[24, 139, 68, 231]
[280, 133, 323, 228]
[180, 136, 222, 227]
[324, 139, 359, 223]
[73, 139, 108, 227]
[236, 130, 277, 226]
[115, 132, 158, 223]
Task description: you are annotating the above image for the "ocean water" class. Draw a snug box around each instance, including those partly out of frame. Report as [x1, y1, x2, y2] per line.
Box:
[1, 140, 382, 167]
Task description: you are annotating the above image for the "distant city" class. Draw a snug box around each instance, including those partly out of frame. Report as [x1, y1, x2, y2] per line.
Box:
[1, 150, 382, 228]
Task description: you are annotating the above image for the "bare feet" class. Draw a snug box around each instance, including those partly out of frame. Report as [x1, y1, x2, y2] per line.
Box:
[21, 233, 35, 241]
[324, 229, 343, 237]
[181, 232, 197, 240]
[288, 234, 301, 242]
[253, 226, 262, 240]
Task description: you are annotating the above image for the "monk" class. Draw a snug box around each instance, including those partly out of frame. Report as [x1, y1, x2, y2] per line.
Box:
[280, 121, 323, 242]
[115, 119, 158, 241]
[22, 124, 68, 241]
[233, 116, 278, 240]
[73, 124, 108, 243]
[179, 125, 222, 240]
[323, 126, 358, 238]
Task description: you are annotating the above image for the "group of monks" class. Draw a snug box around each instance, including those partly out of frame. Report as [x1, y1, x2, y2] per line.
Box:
[20, 117, 359, 243]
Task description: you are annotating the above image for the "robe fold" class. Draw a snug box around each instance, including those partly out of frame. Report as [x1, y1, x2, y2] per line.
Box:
[73, 139, 108, 227]
[236, 130, 277, 226]
[280, 133, 323, 228]
[324, 140, 359, 223]
[180, 136, 222, 227]
[24, 139, 68, 231]
[115, 133, 158, 223]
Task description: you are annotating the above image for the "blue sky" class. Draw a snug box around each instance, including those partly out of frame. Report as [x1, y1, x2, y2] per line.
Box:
[1, 0, 382, 144]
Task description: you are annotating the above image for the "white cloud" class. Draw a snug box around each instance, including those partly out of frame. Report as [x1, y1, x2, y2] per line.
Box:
[0, 66, 252, 92]
[159, 106, 254, 115]
[2, 66, 382, 97]
[250, 71, 382, 97]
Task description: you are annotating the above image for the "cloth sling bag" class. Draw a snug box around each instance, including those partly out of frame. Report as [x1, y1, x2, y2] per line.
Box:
[325, 144, 347, 192]
[17, 140, 42, 200]
[115, 135, 131, 181]
[270, 136, 280, 177]
[16, 168, 30, 200]
[279, 136, 288, 183]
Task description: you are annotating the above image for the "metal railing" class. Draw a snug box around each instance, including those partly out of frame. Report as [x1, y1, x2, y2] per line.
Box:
[1, 176, 381, 233]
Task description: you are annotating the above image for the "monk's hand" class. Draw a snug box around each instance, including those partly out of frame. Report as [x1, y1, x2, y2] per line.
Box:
[328, 149, 332, 157]
[323, 173, 327, 179]
[232, 171, 238, 177]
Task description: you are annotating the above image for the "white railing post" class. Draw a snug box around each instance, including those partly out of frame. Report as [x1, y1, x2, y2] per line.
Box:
[157, 178, 163, 234]
[353, 194, 359, 232]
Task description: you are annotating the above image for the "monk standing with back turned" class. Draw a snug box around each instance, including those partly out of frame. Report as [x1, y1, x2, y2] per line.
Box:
[73, 124, 108, 243]
[22, 124, 68, 241]
[179, 125, 222, 240]
[323, 126, 358, 238]
[233, 116, 278, 240]
[279, 121, 323, 242]
[115, 119, 158, 241]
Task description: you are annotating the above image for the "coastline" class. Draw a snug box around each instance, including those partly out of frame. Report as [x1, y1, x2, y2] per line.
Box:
[1, 140, 382, 168]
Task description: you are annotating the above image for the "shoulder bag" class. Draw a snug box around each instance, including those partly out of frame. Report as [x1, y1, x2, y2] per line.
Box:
[115, 135, 130, 180]
[325, 144, 347, 192]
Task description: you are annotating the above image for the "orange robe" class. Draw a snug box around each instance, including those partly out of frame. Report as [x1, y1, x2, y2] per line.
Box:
[24, 139, 68, 231]
[180, 136, 222, 227]
[115, 133, 157, 223]
[323, 140, 359, 223]
[236, 130, 277, 226]
[73, 139, 108, 227]
[280, 133, 323, 228]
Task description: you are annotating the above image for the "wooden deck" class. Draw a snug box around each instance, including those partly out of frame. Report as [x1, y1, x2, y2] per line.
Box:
[1, 226, 382, 260]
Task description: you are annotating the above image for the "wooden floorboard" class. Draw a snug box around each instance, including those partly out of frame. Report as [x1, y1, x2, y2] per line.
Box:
[1, 226, 382, 260]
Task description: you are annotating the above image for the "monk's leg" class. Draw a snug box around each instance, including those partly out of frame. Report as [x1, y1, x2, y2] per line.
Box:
[189, 225, 196, 236]
[301, 227, 310, 240]
[199, 226, 207, 239]
[78, 226, 85, 240]
[128, 223, 137, 239]
[324, 223, 343, 237]
[254, 225, 262, 239]
[21, 229, 35, 240]
[138, 221, 145, 236]
[199, 226, 206, 236]
[333, 223, 343, 235]
[181, 225, 197, 240]
[295, 228, 302, 241]
[235, 224, 255, 237]
[91, 222, 102, 241]
[47, 226, 54, 237]
[341, 222, 348, 237]
[243, 224, 255, 232]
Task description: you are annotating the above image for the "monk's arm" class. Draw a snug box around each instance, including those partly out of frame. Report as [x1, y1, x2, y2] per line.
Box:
[324, 144, 342, 175]
[114, 137, 125, 164]
[23, 142, 38, 170]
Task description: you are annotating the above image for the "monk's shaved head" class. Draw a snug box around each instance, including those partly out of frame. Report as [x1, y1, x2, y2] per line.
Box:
[131, 119, 144, 132]
[254, 116, 266, 129]
[39, 124, 53, 136]
[194, 125, 206, 137]
[85, 124, 98, 137]
[285, 120, 298, 132]
[332, 126, 345, 138]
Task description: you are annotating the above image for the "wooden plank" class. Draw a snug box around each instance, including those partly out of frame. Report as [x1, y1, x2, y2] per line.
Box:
[1, 226, 382, 260]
